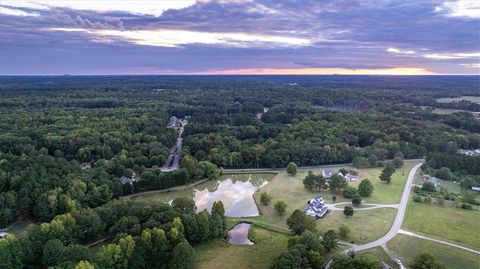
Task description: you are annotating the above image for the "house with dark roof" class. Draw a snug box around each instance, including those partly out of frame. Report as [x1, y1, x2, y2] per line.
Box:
[120, 176, 134, 185]
[304, 196, 328, 218]
[344, 173, 358, 182]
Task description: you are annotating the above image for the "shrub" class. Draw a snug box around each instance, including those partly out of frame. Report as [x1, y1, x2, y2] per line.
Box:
[342, 186, 358, 199]
[343, 206, 354, 217]
[260, 192, 272, 205]
[413, 195, 423, 203]
[351, 196, 362, 207]
[461, 203, 473, 210]
[274, 200, 288, 215]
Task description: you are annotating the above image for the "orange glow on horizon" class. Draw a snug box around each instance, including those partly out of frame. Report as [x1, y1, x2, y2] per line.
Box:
[197, 67, 437, 75]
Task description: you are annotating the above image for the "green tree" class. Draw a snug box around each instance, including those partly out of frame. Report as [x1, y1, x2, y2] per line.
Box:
[169, 241, 195, 269]
[323, 230, 338, 252]
[286, 209, 317, 235]
[270, 244, 311, 269]
[303, 171, 317, 191]
[287, 162, 298, 176]
[352, 195, 362, 207]
[422, 182, 436, 192]
[211, 201, 225, 217]
[379, 165, 395, 184]
[274, 200, 288, 215]
[358, 179, 374, 197]
[198, 161, 220, 180]
[343, 206, 354, 217]
[410, 252, 446, 269]
[392, 156, 404, 168]
[342, 186, 357, 198]
[172, 197, 197, 214]
[75, 260, 94, 269]
[42, 239, 64, 266]
[435, 167, 452, 180]
[329, 175, 347, 193]
[338, 225, 351, 239]
[260, 192, 273, 205]
[96, 235, 135, 269]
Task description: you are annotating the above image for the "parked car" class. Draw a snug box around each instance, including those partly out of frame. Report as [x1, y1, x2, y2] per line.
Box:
[394, 259, 406, 269]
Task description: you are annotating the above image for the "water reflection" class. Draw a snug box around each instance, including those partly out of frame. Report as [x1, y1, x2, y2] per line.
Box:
[194, 174, 268, 217]
[227, 223, 253, 245]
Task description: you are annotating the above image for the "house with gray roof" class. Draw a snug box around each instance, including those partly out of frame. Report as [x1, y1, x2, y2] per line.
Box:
[304, 196, 328, 218]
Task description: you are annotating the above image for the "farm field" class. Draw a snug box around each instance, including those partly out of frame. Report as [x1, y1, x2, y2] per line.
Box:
[436, 96, 480, 104]
[403, 201, 480, 249]
[388, 234, 480, 269]
[195, 226, 289, 269]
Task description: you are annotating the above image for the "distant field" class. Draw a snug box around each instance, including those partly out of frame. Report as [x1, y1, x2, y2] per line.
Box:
[317, 208, 396, 244]
[388, 234, 480, 269]
[404, 201, 480, 249]
[414, 174, 462, 193]
[420, 106, 480, 118]
[436, 96, 480, 104]
[195, 226, 289, 269]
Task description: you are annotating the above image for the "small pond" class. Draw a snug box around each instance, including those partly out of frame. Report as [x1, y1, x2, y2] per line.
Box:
[227, 223, 253, 245]
[135, 173, 272, 218]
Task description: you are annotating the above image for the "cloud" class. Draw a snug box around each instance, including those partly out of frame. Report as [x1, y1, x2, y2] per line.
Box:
[197, 67, 436, 75]
[387, 48, 416, 55]
[424, 52, 480, 60]
[459, 63, 480, 68]
[1, 0, 197, 16]
[52, 9, 124, 29]
[435, 0, 480, 19]
[0, 6, 40, 16]
[48, 27, 311, 48]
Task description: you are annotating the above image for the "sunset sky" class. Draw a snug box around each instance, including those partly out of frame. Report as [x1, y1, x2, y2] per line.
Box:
[1, 0, 479, 75]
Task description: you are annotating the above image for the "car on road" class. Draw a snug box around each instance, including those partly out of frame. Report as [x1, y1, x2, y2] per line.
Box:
[394, 259, 406, 269]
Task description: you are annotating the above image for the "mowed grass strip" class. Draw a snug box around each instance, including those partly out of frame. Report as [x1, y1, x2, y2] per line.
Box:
[388, 234, 480, 269]
[195, 227, 289, 269]
[404, 201, 480, 249]
[317, 208, 396, 244]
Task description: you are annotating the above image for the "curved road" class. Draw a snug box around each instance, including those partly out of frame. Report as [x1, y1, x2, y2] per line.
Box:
[343, 162, 423, 253]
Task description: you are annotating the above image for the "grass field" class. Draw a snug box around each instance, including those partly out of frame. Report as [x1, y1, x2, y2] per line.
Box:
[420, 106, 480, 118]
[414, 174, 462, 193]
[317, 208, 396, 244]
[3, 220, 31, 238]
[195, 226, 289, 269]
[404, 201, 480, 249]
[388, 235, 480, 269]
[358, 247, 394, 267]
[436, 96, 480, 104]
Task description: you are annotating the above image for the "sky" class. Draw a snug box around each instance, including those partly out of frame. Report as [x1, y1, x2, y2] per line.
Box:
[0, 0, 479, 75]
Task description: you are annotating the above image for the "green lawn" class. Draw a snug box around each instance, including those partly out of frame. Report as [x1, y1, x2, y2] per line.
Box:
[195, 226, 289, 269]
[317, 208, 396, 244]
[354, 160, 418, 203]
[436, 96, 480, 104]
[388, 234, 480, 269]
[414, 173, 462, 194]
[4, 220, 31, 238]
[404, 201, 480, 249]
[358, 247, 394, 267]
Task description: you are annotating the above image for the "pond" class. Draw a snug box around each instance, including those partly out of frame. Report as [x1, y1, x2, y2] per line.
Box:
[227, 223, 253, 245]
[133, 173, 273, 217]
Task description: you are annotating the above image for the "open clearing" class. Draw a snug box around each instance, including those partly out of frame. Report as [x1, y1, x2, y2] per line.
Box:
[436, 96, 480, 104]
[388, 234, 480, 269]
[318, 208, 396, 244]
[195, 226, 289, 269]
[403, 201, 480, 249]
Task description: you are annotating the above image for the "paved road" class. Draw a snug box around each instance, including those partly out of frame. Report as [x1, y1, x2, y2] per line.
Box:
[343, 162, 424, 253]
[398, 229, 480, 255]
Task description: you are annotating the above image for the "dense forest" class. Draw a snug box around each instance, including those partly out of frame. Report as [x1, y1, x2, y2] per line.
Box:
[0, 75, 479, 268]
